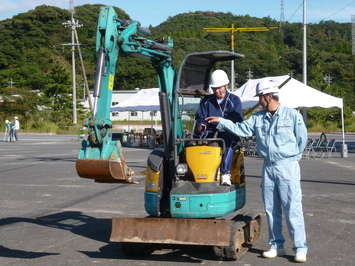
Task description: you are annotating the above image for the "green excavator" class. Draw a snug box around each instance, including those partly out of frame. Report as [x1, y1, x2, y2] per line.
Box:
[76, 6, 261, 260]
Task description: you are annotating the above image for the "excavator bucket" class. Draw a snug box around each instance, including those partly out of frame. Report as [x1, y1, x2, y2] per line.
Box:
[76, 158, 135, 183]
[76, 139, 135, 183]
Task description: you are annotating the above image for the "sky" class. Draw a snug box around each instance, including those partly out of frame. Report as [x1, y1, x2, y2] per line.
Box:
[1, 0, 355, 27]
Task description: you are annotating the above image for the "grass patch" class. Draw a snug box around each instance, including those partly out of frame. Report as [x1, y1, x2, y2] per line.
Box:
[307, 116, 355, 132]
[3, 115, 355, 134]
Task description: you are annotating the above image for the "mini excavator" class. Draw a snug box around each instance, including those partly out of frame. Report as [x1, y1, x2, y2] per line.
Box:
[76, 6, 261, 260]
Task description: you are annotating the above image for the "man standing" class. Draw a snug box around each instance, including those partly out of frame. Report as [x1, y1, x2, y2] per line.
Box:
[205, 79, 308, 262]
[195, 69, 243, 186]
[4, 120, 13, 142]
[12, 116, 20, 142]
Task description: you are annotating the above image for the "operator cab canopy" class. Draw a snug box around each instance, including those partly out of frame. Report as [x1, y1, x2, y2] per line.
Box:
[176, 50, 244, 95]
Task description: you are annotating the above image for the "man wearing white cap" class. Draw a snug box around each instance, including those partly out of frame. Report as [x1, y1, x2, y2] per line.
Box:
[205, 79, 308, 263]
[12, 116, 20, 142]
[4, 120, 12, 142]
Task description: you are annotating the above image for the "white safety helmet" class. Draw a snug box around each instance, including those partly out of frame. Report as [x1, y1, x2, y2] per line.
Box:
[209, 69, 229, 88]
[5, 120, 9, 123]
[255, 79, 279, 96]
[14, 116, 18, 120]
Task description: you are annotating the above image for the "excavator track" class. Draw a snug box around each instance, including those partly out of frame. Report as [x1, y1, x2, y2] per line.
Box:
[110, 212, 261, 260]
[213, 211, 261, 261]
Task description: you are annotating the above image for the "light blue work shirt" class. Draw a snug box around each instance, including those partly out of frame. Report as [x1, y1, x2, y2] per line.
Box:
[217, 104, 308, 164]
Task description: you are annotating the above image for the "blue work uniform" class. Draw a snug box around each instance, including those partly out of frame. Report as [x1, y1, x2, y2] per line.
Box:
[195, 91, 243, 174]
[217, 104, 308, 254]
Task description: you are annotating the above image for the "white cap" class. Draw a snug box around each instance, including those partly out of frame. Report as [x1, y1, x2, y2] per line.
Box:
[5, 120, 9, 123]
[209, 69, 229, 88]
[14, 116, 18, 120]
[255, 79, 279, 96]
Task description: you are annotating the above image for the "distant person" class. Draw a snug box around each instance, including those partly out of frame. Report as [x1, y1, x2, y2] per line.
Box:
[12, 116, 20, 142]
[4, 120, 13, 142]
[195, 69, 243, 186]
[205, 79, 308, 263]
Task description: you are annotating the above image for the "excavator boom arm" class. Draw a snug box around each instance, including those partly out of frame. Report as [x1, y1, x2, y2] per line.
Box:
[77, 6, 177, 183]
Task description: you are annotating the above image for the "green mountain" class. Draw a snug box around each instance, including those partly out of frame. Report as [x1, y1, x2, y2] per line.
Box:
[0, 4, 354, 126]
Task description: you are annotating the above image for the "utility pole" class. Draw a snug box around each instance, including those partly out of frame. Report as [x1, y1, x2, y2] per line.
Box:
[302, 0, 308, 125]
[6, 78, 16, 88]
[323, 74, 332, 87]
[74, 29, 93, 113]
[352, 15, 355, 55]
[62, 0, 82, 124]
[204, 24, 278, 90]
[246, 68, 253, 80]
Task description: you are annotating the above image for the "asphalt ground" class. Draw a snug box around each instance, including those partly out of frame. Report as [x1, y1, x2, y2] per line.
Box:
[0, 133, 354, 266]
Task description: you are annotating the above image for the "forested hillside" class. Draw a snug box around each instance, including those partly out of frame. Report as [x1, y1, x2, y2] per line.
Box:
[0, 4, 354, 129]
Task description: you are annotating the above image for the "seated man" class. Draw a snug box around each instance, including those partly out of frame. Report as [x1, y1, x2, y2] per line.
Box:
[195, 69, 243, 185]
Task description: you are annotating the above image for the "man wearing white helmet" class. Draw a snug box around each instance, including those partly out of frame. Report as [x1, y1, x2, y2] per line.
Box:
[195, 69, 243, 186]
[205, 79, 308, 263]
[12, 116, 20, 142]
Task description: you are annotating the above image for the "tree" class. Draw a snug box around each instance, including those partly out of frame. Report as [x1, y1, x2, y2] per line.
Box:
[0, 4, 353, 123]
[42, 63, 73, 123]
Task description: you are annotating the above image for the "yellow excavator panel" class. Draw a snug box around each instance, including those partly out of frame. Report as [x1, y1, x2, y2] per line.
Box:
[185, 146, 222, 182]
[231, 149, 245, 187]
[145, 165, 160, 193]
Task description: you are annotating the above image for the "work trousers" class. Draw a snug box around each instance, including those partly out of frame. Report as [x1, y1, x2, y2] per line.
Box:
[217, 132, 236, 174]
[261, 160, 307, 254]
[13, 129, 18, 141]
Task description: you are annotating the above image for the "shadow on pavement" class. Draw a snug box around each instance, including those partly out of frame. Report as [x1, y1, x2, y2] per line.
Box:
[0, 211, 111, 259]
[0, 211, 223, 262]
[0, 245, 59, 259]
[81, 244, 219, 262]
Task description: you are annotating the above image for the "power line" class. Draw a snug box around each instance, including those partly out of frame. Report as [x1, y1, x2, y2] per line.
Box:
[287, 0, 355, 24]
[320, 0, 355, 21]
[287, 1, 303, 22]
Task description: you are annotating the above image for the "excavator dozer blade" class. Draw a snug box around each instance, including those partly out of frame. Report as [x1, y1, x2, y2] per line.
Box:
[76, 159, 135, 183]
[111, 213, 261, 260]
[110, 217, 232, 246]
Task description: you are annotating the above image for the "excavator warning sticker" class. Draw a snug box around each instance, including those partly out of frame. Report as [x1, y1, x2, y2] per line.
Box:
[147, 181, 157, 190]
[109, 75, 114, 90]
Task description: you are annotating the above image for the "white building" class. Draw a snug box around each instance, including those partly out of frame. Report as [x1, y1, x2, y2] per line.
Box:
[81, 89, 162, 121]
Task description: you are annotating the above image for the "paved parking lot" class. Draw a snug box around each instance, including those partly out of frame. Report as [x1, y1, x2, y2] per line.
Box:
[0, 134, 354, 265]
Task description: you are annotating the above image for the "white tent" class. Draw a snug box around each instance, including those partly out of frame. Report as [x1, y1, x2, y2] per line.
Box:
[234, 75, 343, 109]
[110, 88, 160, 132]
[110, 88, 160, 112]
[234, 75, 290, 109]
[234, 75, 345, 145]
[110, 87, 201, 113]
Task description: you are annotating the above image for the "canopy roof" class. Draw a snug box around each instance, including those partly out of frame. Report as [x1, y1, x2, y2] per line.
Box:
[110, 88, 160, 112]
[110, 88, 201, 112]
[111, 77, 344, 112]
[234, 75, 343, 109]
